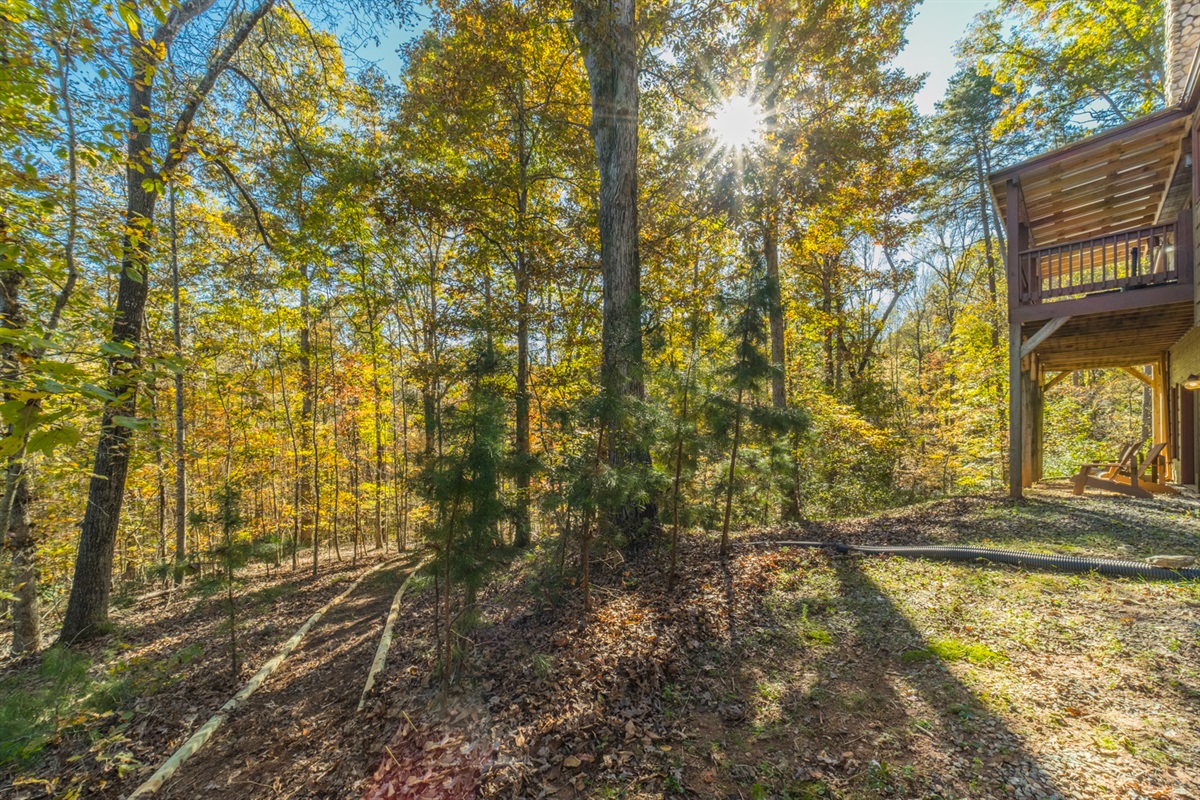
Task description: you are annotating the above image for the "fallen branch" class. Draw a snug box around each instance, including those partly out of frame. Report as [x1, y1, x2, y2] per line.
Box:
[128, 555, 405, 797]
[358, 554, 432, 712]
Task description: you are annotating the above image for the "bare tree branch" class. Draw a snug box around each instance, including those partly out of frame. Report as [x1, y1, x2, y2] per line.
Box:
[226, 64, 314, 173]
[207, 155, 275, 251]
[162, 0, 278, 181]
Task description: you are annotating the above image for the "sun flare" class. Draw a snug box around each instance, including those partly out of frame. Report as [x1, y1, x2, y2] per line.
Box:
[710, 94, 762, 150]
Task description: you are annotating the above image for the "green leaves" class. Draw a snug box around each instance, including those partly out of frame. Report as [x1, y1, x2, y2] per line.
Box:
[100, 340, 137, 359]
[116, 2, 139, 36]
[25, 424, 81, 458]
[961, 0, 1165, 138]
[111, 415, 151, 430]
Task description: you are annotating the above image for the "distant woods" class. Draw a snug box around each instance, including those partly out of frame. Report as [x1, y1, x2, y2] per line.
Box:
[0, 0, 1166, 656]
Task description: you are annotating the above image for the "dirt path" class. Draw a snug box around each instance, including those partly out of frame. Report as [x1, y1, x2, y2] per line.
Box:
[155, 558, 420, 800]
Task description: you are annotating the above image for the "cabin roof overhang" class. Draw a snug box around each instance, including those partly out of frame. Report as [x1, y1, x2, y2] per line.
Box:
[989, 106, 1194, 248]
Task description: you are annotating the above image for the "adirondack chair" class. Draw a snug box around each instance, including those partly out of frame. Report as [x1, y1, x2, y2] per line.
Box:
[1099, 439, 1144, 480]
[1073, 440, 1151, 498]
[1073, 440, 1173, 498]
[1110, 442, 1176, 495]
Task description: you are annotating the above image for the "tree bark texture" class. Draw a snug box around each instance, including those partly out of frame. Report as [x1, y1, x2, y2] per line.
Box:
[574, 0, 656, 537]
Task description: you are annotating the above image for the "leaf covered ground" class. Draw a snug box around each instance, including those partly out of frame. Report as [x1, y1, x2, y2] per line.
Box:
[3, 486, 1199, 799]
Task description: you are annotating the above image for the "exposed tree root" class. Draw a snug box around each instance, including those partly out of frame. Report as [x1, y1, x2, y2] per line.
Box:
[127, 555, 406, 797]
[358, 554, 432, 712]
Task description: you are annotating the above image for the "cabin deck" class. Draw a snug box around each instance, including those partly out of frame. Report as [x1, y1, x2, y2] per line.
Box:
[991, 106, 1200, 496]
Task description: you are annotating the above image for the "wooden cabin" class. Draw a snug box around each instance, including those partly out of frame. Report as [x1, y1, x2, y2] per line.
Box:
[991, 0, 1200, 497]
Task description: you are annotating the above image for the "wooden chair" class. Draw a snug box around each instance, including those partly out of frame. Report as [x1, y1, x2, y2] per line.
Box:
[1073, 440, 1150, 498]
[1111, 442, 1176, 495]
[1073, 440, 1174, 498]
[1099, 439, 1143, 480]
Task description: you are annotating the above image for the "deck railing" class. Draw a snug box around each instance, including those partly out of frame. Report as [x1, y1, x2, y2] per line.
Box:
[1017, 210, 1192, 304]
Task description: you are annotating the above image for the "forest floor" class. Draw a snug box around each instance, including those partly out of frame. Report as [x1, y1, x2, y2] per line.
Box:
[2, 484, 1200, 800]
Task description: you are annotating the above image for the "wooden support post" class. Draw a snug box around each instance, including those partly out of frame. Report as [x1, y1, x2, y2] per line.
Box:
[1009, 321, 1023, 497]
[1006, 179, 1026, 499]
[1181, 385, 1195, 485]
[1154, 355, 1171, 480]
[1033, 360, 1045, 483]
[1021, 358, 1038, 488]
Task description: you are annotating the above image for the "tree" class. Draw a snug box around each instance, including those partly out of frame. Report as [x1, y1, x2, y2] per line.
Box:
[1, 0, 95, 653]
[716, 257, 807, 556]
[962, 0, 1164, 140]
[60, 0, 278, 644]
[573, 0, 657, 539]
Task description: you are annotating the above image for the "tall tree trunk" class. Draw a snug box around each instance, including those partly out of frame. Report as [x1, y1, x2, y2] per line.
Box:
[389, 340, 402, 551]
[312, 325, 321, 575]
[275, 344, 302, 571]
[149, 387, 167, 565]
[720, 387, 745, 559]
[669, 259, 702, 587]
[0, 219, 39, 654]
[170, 188, 188, 584]
[974, 143, 1000, 344]
[400, 370, 410, 550]
[298, 271, 314, 547]
[59, 0, 274, 644]
[369, 322, 385, 551]
[574, 0, 655, 539]
[761, 60, 787, 413]
[351, 414, 361, 566]
[765, 223, 802, 522]
[59, 44, 158, 642]
[765, 226, 786, 408]
[821, 264, 834, 388]
[7, 479, 36, 653]
[329, 321, 342, 561]
[514, 249, 533, 546]
[513, 96, 533, 548]
[422, 257, 439, 458]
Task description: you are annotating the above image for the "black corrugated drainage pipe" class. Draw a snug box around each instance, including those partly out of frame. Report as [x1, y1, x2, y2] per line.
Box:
[743, 542, 1200, 581]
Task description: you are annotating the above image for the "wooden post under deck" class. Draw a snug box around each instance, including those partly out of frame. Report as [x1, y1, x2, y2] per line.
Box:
[1033, 360, 1044, 482]
[1007, 178, 1027, 498]
[1153, 355, 1172, 480]
[1021, 360, 1038, 488]
[1181, 386, 1195, 485]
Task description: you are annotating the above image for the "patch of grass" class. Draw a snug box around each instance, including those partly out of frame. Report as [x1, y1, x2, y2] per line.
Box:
[928, 638, 1007, 665]
[804, 627, 833, 645]
[840, 690, 871, 711]
[531, 653, 555, 679]
[756, 679, 783, 702]
[0, 647, 93, 765]
[901, 648, 933, 664]
[795, 603, 834, 646]
[407, 572, 435, 594]
[90, 642, 205, 713]
[784, 780, 829, 799]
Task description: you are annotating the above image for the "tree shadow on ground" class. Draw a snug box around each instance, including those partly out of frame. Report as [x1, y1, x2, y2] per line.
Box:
[679, 549, 1065, 799]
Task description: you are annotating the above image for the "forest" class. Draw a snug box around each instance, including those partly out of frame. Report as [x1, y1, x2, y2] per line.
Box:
[7, 0, 1200, 796]
[2, 1, 1194, 797]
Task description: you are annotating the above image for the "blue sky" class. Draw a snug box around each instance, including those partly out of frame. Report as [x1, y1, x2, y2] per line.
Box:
[896, 0, 993, 114]
[353, 0, 993, 116]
